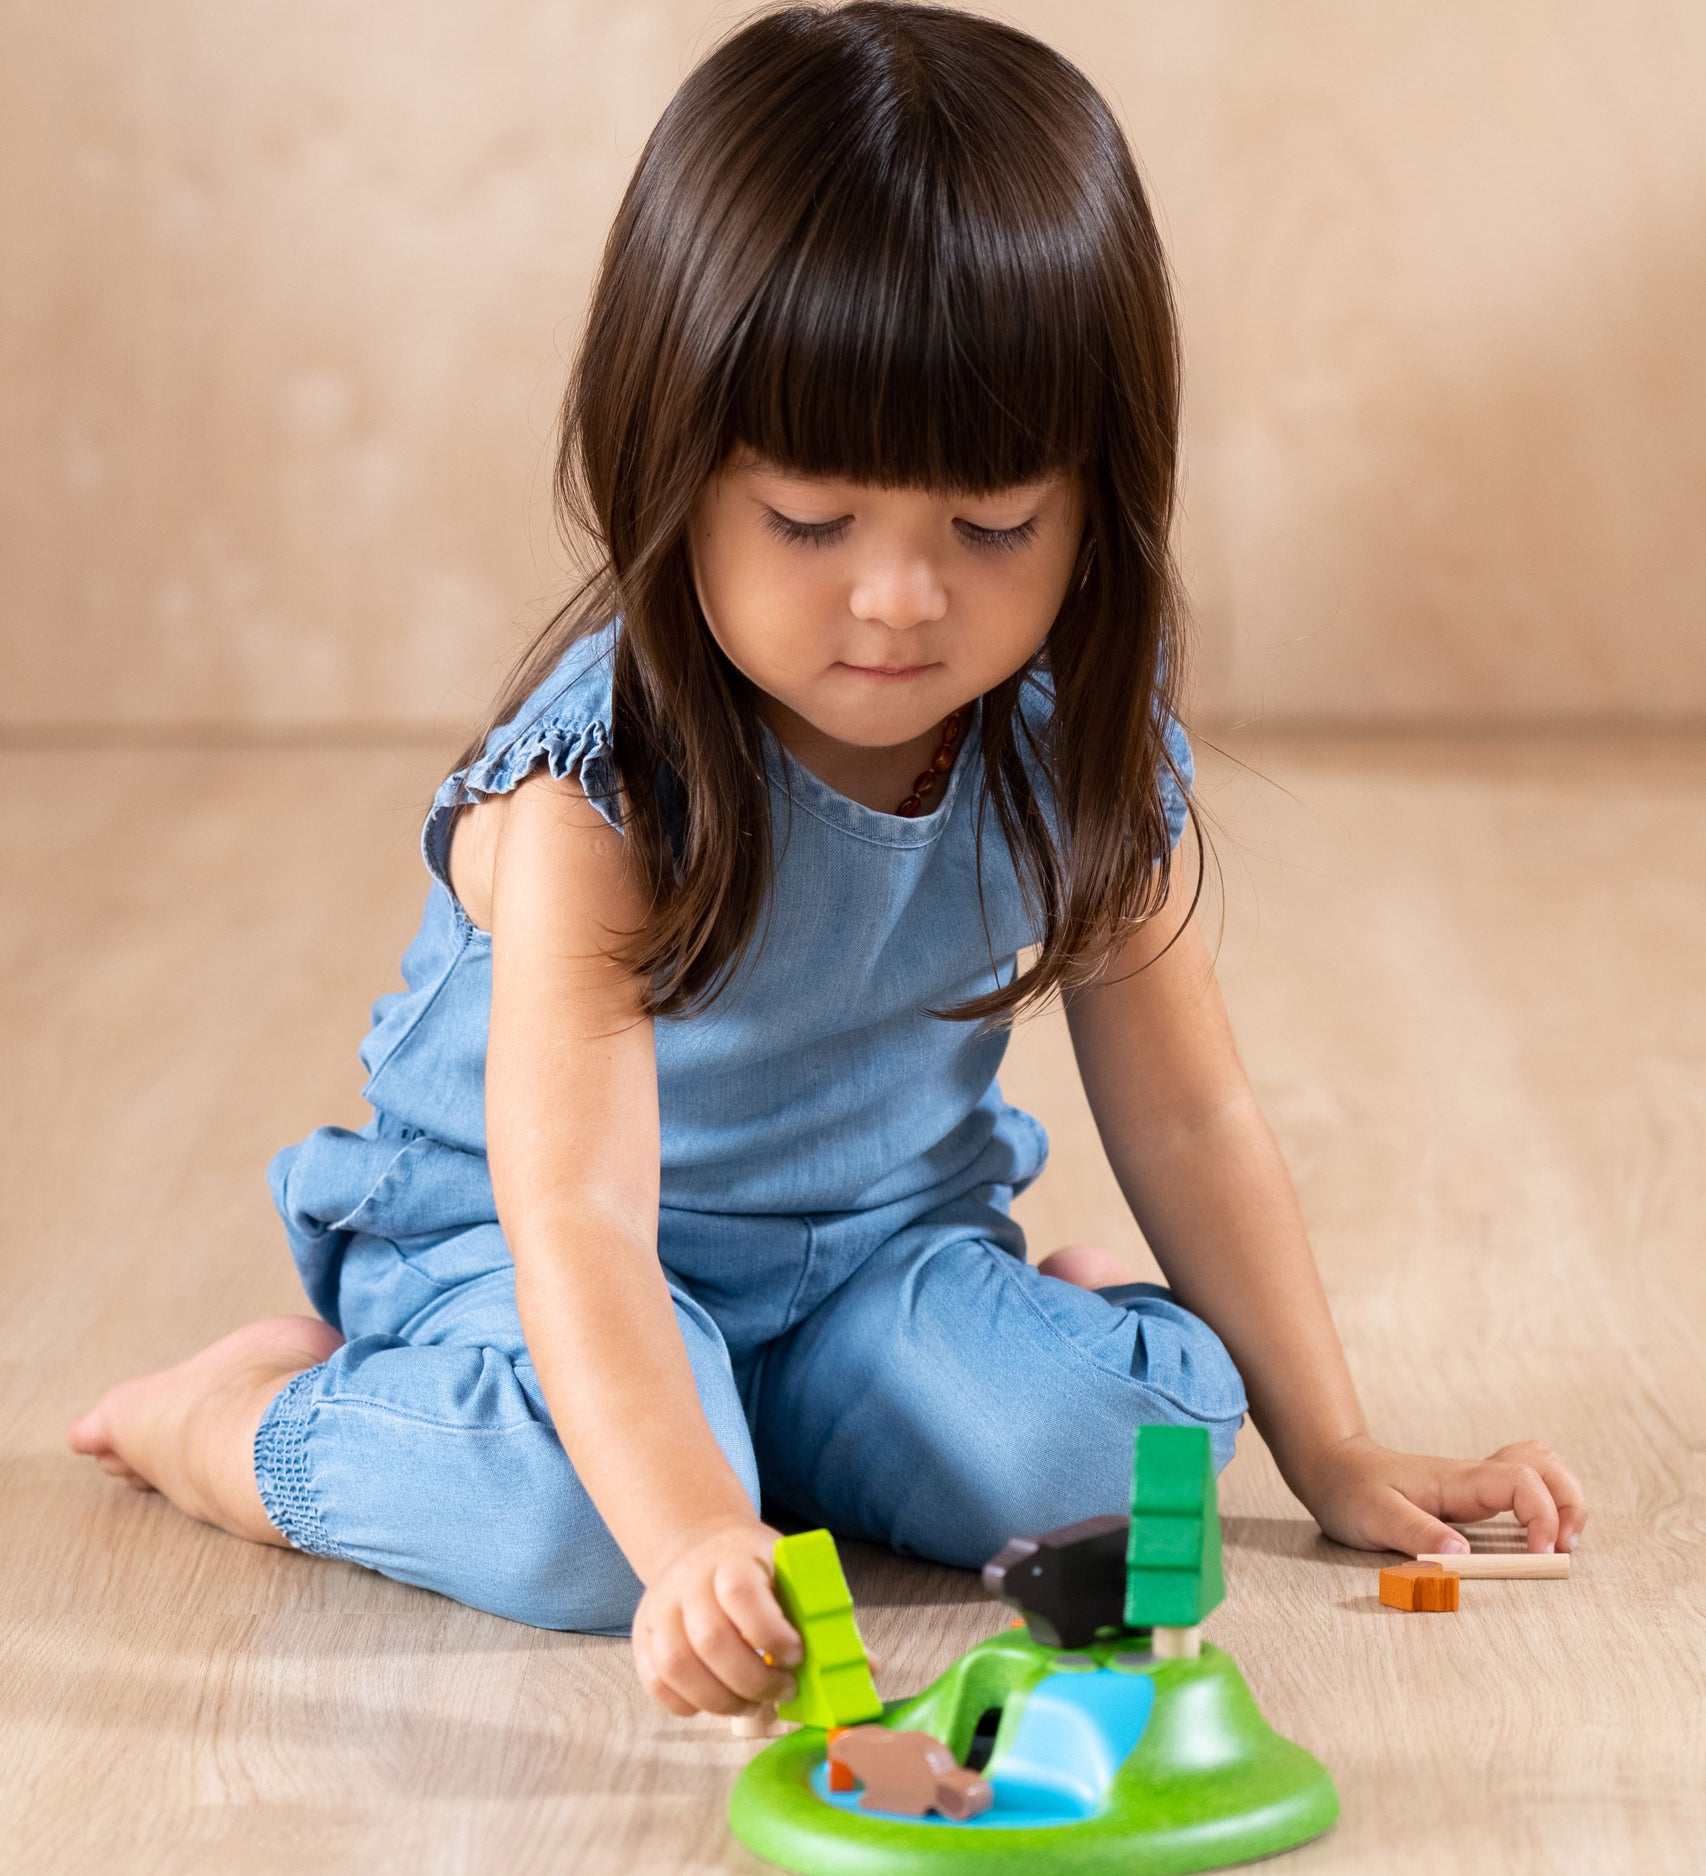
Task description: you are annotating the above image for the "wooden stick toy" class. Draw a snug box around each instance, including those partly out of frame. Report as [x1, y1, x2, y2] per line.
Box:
[1414, 1551, 1570, 1578]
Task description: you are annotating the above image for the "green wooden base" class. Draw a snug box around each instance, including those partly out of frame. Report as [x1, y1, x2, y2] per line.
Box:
[728, 1632, 1337, 1876]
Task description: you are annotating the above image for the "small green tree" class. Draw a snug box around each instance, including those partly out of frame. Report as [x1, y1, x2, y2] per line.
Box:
[1124, 1424, 1225, 1629]
[772, 1529, 883, 1729]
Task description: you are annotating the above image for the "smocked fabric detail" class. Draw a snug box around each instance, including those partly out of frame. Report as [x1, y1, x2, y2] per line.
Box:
[253, 1364, 346, 1558]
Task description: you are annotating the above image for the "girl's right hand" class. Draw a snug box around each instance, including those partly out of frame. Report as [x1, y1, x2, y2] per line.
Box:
[630, 1515, 803, 1718]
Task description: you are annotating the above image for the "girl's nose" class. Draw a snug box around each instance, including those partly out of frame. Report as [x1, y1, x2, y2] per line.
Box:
[848, 556, 949, 632]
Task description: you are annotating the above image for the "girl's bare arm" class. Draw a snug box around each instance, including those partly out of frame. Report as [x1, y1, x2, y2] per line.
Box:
[484, 769, 799, 1709]
[1062, 832, 1587, 1556]
[1063, 844, 1367, 1493]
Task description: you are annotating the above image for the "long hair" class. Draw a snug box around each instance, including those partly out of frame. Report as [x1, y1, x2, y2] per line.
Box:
[447, 0, 1203, 1028]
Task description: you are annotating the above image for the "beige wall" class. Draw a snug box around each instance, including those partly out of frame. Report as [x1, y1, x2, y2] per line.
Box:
[4, 1, 1702, 733]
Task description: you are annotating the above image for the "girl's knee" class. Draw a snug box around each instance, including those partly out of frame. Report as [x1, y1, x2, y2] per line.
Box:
[913, 1288, 1245, 1564]
[1001, 1262, 1247, 1457]
[756, 1243, 1245, 1569]
[474, 1519, 644, 1633]
[1116, 1286, 1248, 1470]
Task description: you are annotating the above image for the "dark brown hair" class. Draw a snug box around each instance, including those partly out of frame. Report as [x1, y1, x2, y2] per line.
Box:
[448, 0, 1203, 1029]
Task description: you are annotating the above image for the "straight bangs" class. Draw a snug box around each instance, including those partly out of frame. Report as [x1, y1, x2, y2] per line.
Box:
[720, 77, 1104, 499]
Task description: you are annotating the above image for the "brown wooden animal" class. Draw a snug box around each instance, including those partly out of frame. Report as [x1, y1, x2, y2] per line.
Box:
[826, 1725, 993, 1820]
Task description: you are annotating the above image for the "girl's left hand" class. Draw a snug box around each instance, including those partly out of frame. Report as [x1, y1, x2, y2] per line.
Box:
[1295, 1433, 1589, 1557]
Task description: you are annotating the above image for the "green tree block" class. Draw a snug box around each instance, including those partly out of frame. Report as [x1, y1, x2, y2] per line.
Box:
[1126, 1516, 1205, 1569]
[1124, 1425, 1225, 1629]
[771, 1529, 883, 1730]
[1131, 1423, 1211, 1513]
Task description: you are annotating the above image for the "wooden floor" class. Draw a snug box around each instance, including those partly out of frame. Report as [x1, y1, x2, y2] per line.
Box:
[4, 730, 1703, 1874]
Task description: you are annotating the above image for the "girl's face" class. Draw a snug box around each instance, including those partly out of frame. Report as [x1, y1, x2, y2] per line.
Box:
[687, 446, 1086, 755]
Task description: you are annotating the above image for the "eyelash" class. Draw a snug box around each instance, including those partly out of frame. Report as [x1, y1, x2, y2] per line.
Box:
[761, 510, 1040, 555]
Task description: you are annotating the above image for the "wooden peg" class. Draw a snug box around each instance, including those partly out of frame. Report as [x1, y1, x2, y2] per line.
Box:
[1415, 1552, 1570, 1579]
[730, 1700, 780, 1739]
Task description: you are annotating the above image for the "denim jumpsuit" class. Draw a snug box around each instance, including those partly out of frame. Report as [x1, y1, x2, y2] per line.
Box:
[257, 618, 1246, 1633]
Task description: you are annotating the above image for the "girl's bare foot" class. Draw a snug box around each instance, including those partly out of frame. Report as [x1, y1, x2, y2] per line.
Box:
[1036, 1242, 1135, 1290]
[66, 1315, 345, 1546]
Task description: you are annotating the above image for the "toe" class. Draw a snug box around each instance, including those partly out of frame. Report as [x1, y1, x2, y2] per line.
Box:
[1037, 1243, 1133, 1290]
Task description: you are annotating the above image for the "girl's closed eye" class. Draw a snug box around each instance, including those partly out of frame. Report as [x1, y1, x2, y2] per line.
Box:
[760, 507, 1042, 555]
[760, 508, 848, 549]
[959, 515, 1041, 554]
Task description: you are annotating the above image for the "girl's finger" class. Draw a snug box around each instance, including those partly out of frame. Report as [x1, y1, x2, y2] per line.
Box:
[631, 1625, 697, 1719]
[683, 1595, 797, 1709]
[651, 1603, 753, 1717]
[714, 1558, 803, 1674]
[1378, 1486, 1470, 1559]
[1447, 1459, 1560, 1552]
[1490, 1442, 1589, 1551]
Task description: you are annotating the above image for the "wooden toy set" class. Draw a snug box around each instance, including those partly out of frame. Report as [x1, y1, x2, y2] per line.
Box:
[728, 1424, 1339, 1875]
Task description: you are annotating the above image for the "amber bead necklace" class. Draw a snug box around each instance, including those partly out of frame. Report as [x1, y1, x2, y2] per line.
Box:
[894, 705, 970, 817]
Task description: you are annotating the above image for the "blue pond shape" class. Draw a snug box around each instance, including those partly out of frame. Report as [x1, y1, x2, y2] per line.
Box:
[809, 1669, 1156, 1831]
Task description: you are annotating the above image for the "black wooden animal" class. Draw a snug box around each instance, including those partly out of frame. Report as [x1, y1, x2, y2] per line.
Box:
[981, 1512, 1133, 1648]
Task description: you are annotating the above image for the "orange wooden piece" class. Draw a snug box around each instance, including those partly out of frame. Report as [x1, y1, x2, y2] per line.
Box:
[827, 1726, 856, 1791]
[1379, 1561, 1460, 1611]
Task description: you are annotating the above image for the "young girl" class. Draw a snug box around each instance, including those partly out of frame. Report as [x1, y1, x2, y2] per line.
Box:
[69, 0, 1585, 1723]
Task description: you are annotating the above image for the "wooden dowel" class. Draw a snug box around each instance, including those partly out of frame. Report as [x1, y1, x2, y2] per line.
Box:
[1414, 1552, 1571, 1578]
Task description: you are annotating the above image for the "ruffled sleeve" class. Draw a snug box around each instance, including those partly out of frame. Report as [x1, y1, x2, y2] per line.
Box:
[420, 623, 625, 921]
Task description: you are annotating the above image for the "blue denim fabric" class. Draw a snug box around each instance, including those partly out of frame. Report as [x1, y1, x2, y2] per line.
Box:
[257, 620, 1246, 1631]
